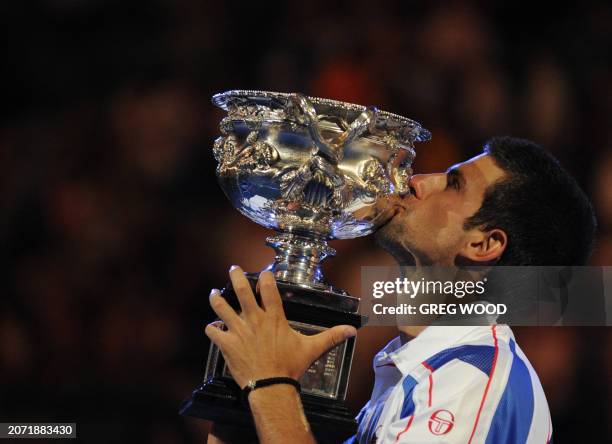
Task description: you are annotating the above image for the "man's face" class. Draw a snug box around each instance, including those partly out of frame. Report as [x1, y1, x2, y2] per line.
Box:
[376, 153, 506, 265]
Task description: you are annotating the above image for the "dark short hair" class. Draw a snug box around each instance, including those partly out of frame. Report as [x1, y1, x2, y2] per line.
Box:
[464, 136, 597, 265]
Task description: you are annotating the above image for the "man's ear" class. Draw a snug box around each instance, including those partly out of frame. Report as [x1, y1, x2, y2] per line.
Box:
[459, 228, 507, 263]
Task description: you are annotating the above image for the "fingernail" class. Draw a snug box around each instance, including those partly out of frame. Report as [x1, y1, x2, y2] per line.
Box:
[344, 326, 357, 338]
[209, 288, 220, 300]
[229, 265, 241, 273]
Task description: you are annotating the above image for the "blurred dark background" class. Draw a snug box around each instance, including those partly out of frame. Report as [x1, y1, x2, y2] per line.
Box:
[1, 1, 610, 442]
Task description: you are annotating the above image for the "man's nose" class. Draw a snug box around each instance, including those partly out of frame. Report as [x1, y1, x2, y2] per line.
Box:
[409, 173, 446, 199]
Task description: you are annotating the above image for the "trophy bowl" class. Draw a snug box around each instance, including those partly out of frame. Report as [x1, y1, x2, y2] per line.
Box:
[180, 90, 430, 443]
[213, 90, 431, 292]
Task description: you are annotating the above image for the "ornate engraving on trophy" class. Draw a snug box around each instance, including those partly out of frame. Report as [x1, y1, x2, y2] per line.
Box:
[210, 91, 430, 274]
[213, 131, 279, 175]
[359, 158, 390, 198]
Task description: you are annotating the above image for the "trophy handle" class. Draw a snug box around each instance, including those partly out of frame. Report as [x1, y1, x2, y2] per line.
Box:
[291, 94, 340, 164]
[334, 106, 378, 150]
[290, 95, 378, 165]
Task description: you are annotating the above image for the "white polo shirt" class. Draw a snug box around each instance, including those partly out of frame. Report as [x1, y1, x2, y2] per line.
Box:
[346, 325, 552, 443]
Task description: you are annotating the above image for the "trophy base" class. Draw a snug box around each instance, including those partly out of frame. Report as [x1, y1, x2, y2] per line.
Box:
[179, 377, 358, 443]
[180, 276, 366, 443]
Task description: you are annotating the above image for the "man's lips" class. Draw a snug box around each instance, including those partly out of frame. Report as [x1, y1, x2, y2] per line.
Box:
[391, 194, 419, 215]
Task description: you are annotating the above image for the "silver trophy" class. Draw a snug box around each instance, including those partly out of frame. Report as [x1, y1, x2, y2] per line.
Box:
[181, 90, 430, 442]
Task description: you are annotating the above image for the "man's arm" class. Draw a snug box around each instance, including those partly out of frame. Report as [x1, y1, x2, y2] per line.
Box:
[207, 385, 314, 444]
[205, 266, 356, 444]
[248, 384, 315, 443]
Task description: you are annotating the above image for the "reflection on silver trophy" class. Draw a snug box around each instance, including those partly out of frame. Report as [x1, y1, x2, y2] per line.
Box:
[212, 90, 430, 292]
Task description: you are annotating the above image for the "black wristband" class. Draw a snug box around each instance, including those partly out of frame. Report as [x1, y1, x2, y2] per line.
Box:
[242, 377, 301, 400]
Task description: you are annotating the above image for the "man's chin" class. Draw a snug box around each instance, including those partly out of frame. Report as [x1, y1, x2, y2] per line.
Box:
[374, 220, 417, 265]
[374, 213, 396, 237]
[374, 222, 399, 252]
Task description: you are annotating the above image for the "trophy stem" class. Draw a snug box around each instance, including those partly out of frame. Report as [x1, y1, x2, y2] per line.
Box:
[265, 233, 336, 290]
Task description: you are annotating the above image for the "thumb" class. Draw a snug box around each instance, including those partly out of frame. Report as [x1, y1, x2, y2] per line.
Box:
[309, 325, 357, 357]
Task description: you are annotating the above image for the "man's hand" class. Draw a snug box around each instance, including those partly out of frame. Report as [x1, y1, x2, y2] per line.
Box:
[205, 265, 357, 389]
[205, 266, 357, 443]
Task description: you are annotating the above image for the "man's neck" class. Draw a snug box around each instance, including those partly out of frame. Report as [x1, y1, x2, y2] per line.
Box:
[394, 253, 452, 342]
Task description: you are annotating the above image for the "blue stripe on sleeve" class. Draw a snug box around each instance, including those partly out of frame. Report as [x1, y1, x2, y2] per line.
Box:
[400, 375, 418, 419]
[485, 339, 534, 444]
[425, 345, 496, 376]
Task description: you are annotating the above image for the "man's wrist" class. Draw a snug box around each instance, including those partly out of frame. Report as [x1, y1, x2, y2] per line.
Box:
[248, 384, 310, 430]
[247, 383, 301, 405]
[243, 376, 301, 401]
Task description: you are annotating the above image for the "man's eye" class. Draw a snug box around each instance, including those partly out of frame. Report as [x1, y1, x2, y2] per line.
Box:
[446, 175, 460, 190]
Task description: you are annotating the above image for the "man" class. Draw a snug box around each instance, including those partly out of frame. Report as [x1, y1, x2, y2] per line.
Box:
[205, 137, 596, 443]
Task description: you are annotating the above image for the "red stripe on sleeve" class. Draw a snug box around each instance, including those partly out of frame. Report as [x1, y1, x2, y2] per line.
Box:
[467, 325, 499, 444]
[422, 362, 434, 407]
[394, 415, 414, 443]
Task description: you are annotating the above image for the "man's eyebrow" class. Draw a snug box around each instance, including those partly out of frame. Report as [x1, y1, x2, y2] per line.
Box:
[445, 165, 467, 188]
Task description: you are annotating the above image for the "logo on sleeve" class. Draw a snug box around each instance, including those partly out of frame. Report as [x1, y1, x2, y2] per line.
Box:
[428, 409, 455, 435]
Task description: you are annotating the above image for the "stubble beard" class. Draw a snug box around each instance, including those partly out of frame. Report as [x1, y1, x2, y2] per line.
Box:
[374, 222, 417, 266]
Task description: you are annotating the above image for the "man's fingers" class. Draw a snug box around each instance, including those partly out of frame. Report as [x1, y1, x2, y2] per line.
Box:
[309, 325, 357, 358]
[229, 265, 261, 315]
[204, 320, 229, 346]
[209, 289, 242, 329]
[258, 271, 283, 314]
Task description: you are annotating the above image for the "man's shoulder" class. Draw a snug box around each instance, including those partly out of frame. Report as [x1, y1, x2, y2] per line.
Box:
[391, 325, 546, 418]
[413, 324, 549, 421]
[418, 325, 541, 386]
[419, 325, 507, 377]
